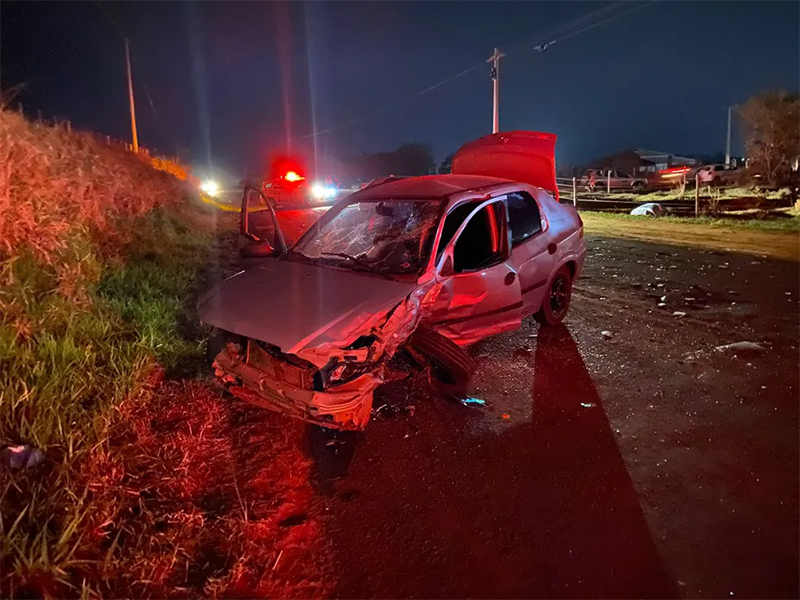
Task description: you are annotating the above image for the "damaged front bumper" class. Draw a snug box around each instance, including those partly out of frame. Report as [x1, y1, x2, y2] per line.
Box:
[213, 343, 380, 430]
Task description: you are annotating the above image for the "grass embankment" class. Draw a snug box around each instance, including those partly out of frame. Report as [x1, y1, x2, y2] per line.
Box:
[0, 110, 331, 597]
[0, 109, 208, 592]
[582, 211, 800, 261]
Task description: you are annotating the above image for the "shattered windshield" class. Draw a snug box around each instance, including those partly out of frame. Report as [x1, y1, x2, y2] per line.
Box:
[292, 199, 442, 276]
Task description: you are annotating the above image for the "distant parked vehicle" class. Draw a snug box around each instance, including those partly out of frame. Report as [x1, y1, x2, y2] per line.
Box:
[696, 164, 741, 186]
[584, 169, 648, 192]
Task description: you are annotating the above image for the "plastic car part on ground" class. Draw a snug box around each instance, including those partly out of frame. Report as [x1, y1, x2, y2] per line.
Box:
[2, 445, 44, 469]
[631, 202, 666, 217]
[460, 397, 487, 407]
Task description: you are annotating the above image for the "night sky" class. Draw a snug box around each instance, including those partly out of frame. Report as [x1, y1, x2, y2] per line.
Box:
[2, 1, 798, 180]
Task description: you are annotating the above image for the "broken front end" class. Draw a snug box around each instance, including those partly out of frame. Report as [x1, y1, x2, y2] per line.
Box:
[211, 334, 383, 430]
[200, 257, 436, 430]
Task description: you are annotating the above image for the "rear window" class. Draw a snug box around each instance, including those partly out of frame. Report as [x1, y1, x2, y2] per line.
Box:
[506, 192, 542, 246]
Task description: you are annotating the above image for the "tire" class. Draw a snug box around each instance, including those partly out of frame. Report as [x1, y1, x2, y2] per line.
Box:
[632, 181, 645, 191]
[535, 265, 573, 327]
[711, 176, 721, 186]
[407, 326, 476, 388]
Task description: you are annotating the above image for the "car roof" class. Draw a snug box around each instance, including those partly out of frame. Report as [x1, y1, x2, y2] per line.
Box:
[355, 174, 511, 200]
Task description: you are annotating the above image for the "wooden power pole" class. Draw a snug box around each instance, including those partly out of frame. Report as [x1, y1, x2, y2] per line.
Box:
[487, 47, 505, 134]
[125, 38, 139, 153]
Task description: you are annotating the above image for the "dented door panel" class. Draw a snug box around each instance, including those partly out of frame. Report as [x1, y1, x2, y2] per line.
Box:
[426, 198, 522, 346]
[430, 261, 522, 346]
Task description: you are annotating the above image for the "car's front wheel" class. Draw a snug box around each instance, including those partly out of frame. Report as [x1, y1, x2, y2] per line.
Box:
[535, 265, 573, 327]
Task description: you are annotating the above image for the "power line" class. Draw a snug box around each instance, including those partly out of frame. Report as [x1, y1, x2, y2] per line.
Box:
[505, 1, 624, 56]
[300, 1, 656, 139]
[507, 0, 658, 58]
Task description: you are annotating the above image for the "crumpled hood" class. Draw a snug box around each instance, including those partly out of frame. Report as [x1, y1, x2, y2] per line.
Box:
[198, 258, 416, 357]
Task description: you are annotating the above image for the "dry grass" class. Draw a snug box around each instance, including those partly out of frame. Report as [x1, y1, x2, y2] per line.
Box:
[0, 108, 184, 265]
[68, 373, 332, 599]
[582, 212, 800, 261]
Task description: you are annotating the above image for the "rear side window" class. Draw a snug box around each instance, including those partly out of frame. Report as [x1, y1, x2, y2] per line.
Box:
[506, 192, 542, 246]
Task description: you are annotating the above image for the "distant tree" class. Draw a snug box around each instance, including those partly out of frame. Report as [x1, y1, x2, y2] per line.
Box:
[349, 142, 435, 180]
[394, 143, 435, 176]
[438, 152, 455, 174]
[737, 90, 800, 186]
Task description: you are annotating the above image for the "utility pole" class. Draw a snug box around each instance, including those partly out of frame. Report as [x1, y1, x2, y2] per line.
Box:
[125, 38, 139, 153]
[487, 47, 504, 134]
[725, 105, 732, 167]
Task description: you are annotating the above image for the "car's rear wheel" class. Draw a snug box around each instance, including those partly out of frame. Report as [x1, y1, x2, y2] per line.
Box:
[535, 265, 573, 327]
[407, 326, 476, 390]
[632, 181, 645, 191]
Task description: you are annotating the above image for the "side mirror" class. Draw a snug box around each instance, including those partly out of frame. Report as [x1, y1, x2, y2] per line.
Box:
[240, 239, 275, 259]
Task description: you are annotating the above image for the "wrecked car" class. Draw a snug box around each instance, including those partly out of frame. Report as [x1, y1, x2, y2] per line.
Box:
[198, 131, 587, 430]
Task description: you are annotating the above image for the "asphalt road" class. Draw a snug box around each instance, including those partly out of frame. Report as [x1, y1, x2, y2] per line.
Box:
[298, 233, 799, 599]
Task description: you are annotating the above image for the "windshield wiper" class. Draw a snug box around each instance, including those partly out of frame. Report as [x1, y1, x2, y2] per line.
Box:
[320, 252, 396, 281]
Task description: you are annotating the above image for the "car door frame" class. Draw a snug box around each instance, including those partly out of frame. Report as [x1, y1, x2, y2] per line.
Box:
[426, 196, 523, 346]
[500, 189, 557, 318]
[239, 184, 288, 254]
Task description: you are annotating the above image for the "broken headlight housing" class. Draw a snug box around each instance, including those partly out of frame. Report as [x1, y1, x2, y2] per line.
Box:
[323, 335, 378, 387]
[327, 361, 372, 385]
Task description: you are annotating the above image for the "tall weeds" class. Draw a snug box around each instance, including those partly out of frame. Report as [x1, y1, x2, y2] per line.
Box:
[0, 108, 217, 596]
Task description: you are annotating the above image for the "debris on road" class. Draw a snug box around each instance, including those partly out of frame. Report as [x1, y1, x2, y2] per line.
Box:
[716, 341, 767, 353]
[460, 397, 487, 408]
[631, 202, 665, 217]
[580, 402, 597, 408]
[601, 330, 614, 339]
[673, 311, 687, 317]
[2, 445, 44, 469]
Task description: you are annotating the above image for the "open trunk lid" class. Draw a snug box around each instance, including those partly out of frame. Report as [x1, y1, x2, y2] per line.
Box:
[452, 131, 558, 198]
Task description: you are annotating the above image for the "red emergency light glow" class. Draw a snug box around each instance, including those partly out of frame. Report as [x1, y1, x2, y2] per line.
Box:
[284, 170, 304, 182]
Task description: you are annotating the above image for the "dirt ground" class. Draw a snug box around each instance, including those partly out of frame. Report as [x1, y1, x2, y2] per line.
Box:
[163, 209, 798, 598]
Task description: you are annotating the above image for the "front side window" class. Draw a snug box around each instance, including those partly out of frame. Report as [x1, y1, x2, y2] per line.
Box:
[292, 199, 441, 276]
[506, 192, 542, 246]
[451, 202, 506, 273]
[435, 202, 476, 264]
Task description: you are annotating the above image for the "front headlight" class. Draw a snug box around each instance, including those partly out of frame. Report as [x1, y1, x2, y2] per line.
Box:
[311, 183, 336, 199]
[200, 180, 219, 197]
